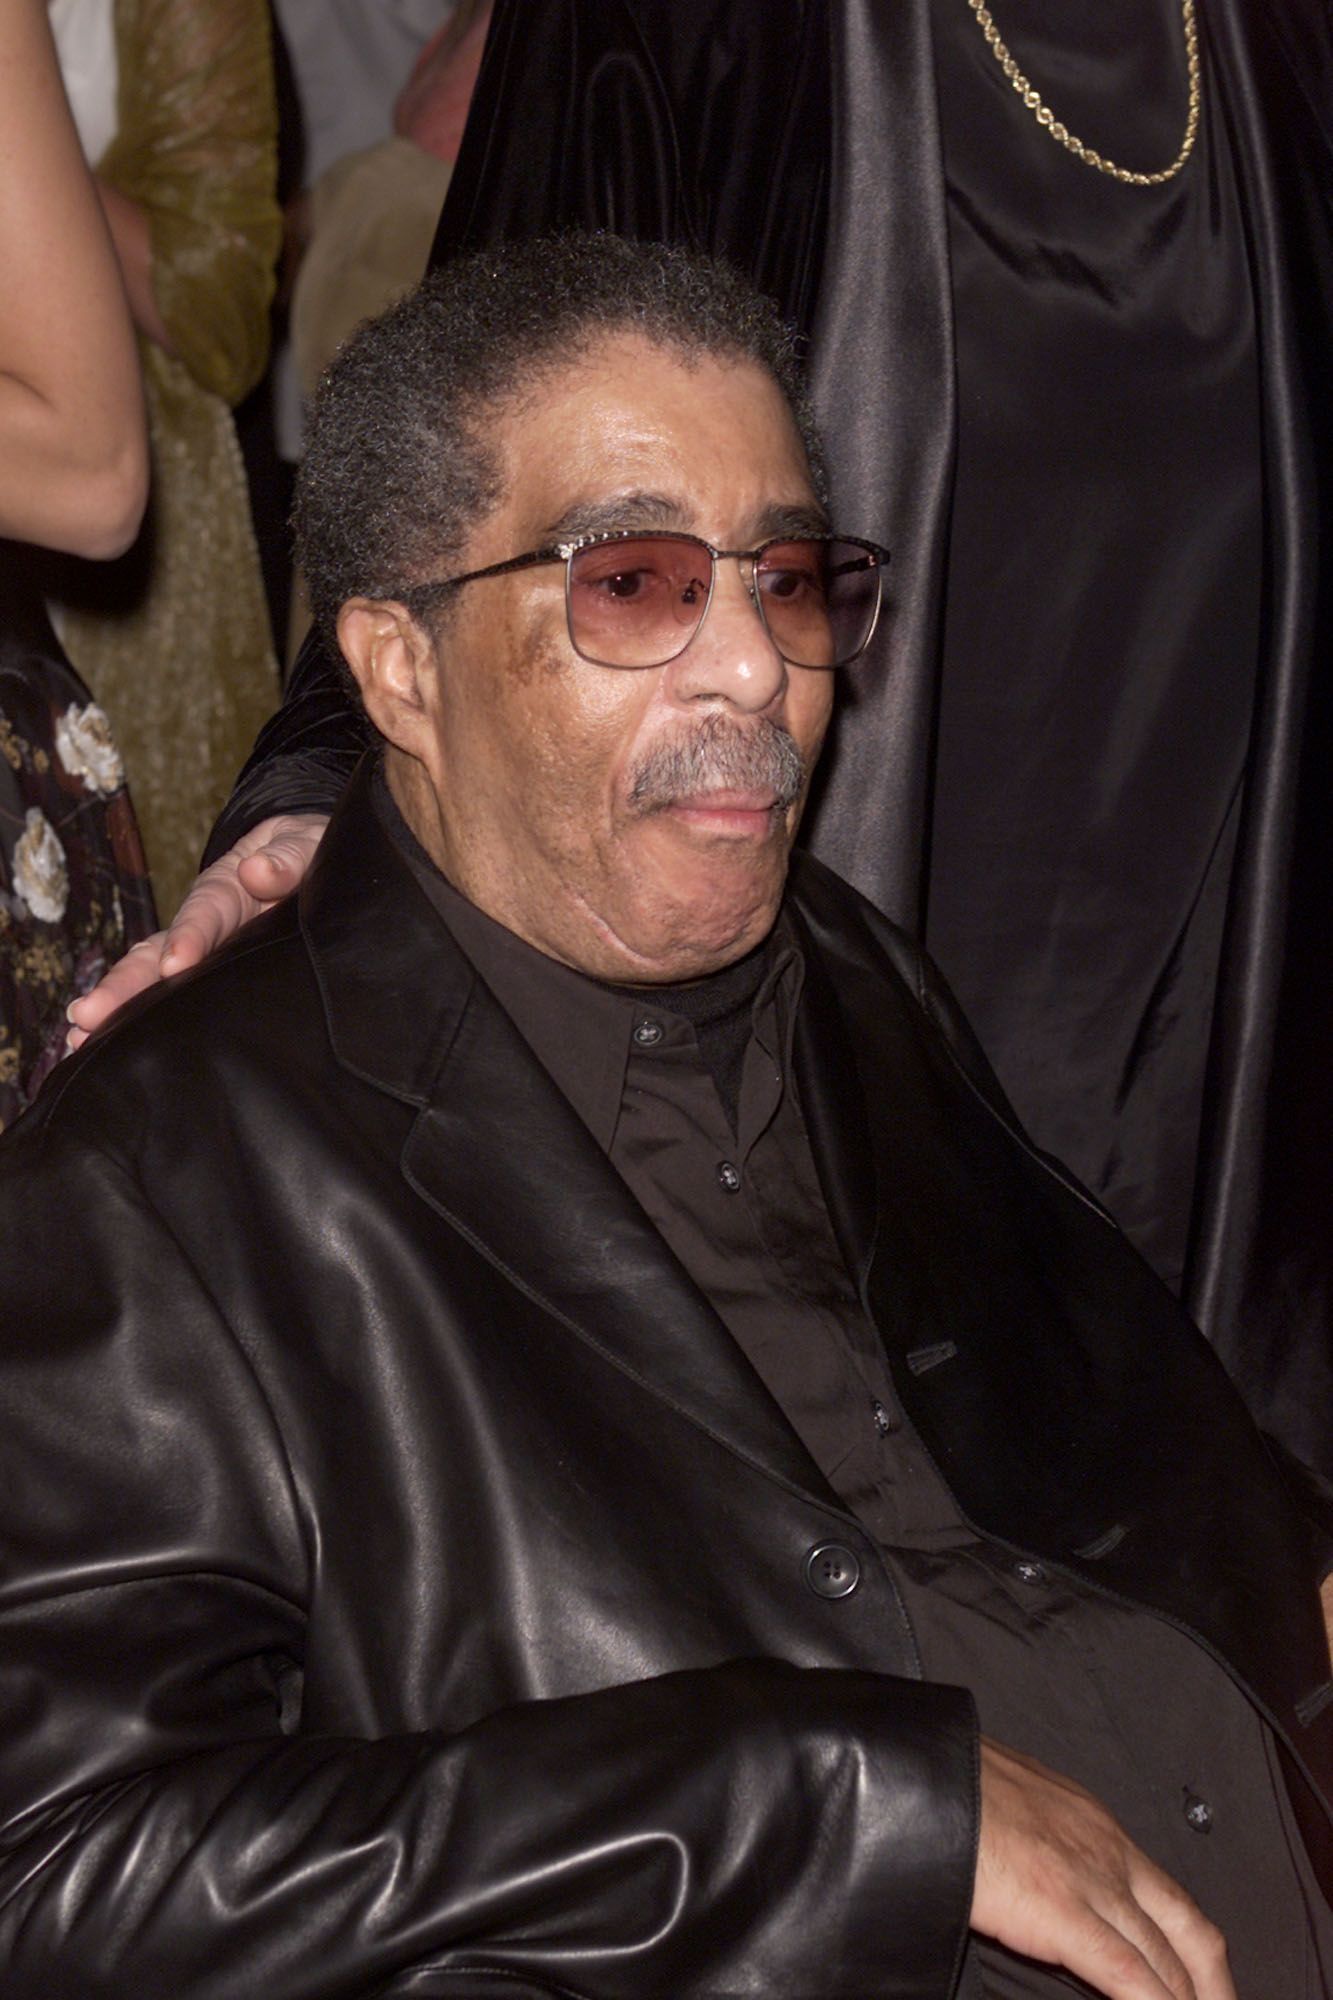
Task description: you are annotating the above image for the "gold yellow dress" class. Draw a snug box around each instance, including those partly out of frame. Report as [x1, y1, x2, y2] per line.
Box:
[53, 0, 282, 917]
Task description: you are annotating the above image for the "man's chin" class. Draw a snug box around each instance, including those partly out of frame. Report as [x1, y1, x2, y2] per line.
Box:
[610, 843, 789, 978]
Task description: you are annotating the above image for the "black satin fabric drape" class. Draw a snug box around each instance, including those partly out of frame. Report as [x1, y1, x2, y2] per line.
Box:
[1185, 0, 1333, 1469]
[926, 2, 1263, 1298]
[214, 0, 1333, 1474]
[434, 0, 831, 343]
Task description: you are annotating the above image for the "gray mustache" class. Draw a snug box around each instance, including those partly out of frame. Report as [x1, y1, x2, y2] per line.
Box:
[628, 715, 806, 814]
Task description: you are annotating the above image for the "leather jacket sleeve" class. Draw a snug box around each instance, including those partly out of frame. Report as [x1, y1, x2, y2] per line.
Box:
[0, 1097, 978, 1998]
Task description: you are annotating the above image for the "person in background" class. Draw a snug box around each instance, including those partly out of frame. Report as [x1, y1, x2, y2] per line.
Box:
[44, 0, 281, 919]
[289, 0, 491, 396]
[0, 0, 154, 1127]
[238, 2, 459, 664]
[282, 0, 491, 660]
[269, 0, 456, 475]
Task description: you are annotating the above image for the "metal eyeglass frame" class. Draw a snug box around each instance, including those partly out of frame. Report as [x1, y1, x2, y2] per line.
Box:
[398, 528, 891, 670]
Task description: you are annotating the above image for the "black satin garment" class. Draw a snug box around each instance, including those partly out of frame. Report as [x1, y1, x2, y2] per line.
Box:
[433, 0, 831, 341]
[926, 0, 1262, 1293]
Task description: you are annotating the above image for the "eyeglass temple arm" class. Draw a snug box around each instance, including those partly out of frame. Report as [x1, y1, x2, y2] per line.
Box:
[397, 546, 567, 610]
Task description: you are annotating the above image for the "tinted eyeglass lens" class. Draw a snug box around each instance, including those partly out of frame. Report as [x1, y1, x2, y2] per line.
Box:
[566, 535, 883, 668]
[568, 537, 712, 668]
[754, 539, 881, 668]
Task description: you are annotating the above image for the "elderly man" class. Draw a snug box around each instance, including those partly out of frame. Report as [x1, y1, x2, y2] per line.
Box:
[2, 236, 1330, 1998]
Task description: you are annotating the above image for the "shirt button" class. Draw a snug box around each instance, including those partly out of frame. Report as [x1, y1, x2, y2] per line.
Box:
[716, 1161, 741, 1192]
[804, 1543, 861, 1599]
[871, 1398, 894, 1437]
[632, 1020, 663, 1047]
[1013, 1560, 1049, 1586]
[1182, 1792, 1213, 1833]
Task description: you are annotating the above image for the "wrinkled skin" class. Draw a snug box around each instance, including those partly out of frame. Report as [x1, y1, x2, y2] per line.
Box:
[342, 333, 835, 985]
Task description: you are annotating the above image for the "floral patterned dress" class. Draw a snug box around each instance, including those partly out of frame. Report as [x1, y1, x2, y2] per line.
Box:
[0, 543, 156, 1131]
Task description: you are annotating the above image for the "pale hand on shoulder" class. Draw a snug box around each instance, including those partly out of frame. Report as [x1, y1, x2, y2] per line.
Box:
[64, 812, 329, 1048]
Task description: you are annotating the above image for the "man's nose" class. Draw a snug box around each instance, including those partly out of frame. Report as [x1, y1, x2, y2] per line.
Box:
[665, 557, 788, 713]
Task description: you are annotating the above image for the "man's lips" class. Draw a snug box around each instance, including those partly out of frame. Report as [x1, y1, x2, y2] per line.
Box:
[661, 788, 783, 833]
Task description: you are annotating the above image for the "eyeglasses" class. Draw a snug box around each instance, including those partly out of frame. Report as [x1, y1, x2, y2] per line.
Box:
[399, 530, 890, 670]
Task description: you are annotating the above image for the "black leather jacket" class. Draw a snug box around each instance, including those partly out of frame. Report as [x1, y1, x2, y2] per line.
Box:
[0, 762, 1328, 1998]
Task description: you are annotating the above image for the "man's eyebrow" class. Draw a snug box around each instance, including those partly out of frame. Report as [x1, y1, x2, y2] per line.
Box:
[543, 493, 688, 541]
[750, 500, 832, 540]
[543, 493, 833, 544]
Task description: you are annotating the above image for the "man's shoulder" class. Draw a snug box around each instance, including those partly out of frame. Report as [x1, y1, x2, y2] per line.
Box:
[787, 848, 929, 987]
[786, 848, 1017, 1123]
[787, 848, 961, 1039]
[21, 898, 323, 1146]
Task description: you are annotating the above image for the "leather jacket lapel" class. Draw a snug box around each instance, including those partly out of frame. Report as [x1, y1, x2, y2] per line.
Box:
[302, 761, 832, 1501]
[402, 995, 832, 1498]
[787, 902, 879, 1300]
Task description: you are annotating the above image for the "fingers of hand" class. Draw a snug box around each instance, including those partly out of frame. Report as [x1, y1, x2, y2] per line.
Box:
[233, 812, 328, 900]
[973, 1740, 1234, 2000]
[62, 815, 330, 1053]
[159, 814, 327, 972]
[158, 864, 259, 974]
[1130, 1862, 1233, 2000]
[1057, 1881, 1232, 2000]
[65, 930, 170, 1043]
[65, 869, 236, 1042]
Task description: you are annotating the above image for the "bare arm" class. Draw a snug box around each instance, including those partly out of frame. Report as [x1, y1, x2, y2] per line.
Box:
[94, 175, 174, 352]
[0, 0, 147, 555]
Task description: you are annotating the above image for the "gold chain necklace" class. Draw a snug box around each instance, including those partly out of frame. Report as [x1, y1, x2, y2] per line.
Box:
[963, 0, 1202, 185]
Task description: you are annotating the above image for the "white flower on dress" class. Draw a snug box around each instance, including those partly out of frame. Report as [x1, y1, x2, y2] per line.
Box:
[12, 809, 68, 924]
[55, 702, 124, 795]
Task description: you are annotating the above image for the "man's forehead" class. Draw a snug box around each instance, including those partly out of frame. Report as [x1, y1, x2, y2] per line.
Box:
[504, 323, 779, 410]
[486, 334, 821, 544]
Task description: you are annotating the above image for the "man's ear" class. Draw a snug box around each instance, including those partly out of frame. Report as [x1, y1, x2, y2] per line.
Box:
[336, 598, 438, 757]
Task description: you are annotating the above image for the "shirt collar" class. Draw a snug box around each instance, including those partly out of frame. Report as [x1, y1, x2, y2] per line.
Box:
[372, 758, 805, 1152]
